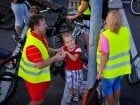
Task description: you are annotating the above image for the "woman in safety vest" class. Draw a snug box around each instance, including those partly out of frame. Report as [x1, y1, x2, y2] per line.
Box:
[96, 9, 131, 105]
[18, 14, 64, 105]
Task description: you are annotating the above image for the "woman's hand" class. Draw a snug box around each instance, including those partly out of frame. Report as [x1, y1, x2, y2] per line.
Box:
[97, 72, 102, 80]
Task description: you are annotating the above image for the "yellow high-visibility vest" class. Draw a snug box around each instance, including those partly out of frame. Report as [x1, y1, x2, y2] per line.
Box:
[18, 32, 51, 83]
[97, 26, 131, 79]
[78, 0, 91, 16]
[26, 28, 31, 36]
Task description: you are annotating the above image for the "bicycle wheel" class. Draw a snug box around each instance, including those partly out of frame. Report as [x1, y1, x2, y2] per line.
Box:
[131, 0, 140, 15]
[0, 2, 15, 29]
[127, 53, 140, 85]
[50, 35, 64, 68]
[0, 55, 20, 104]
[127, 64, 139, 85]
[48, 35, 66, 80]
[0, 72, 17, 104]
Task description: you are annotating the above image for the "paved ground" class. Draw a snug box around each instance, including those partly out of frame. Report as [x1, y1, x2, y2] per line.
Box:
[0, 0, 140, 105]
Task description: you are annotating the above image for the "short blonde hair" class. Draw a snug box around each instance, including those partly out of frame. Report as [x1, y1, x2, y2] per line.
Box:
[105, 9, 123, 33]
[62, 32, 75, 41]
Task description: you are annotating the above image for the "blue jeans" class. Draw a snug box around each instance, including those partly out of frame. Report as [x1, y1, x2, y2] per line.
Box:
[11, 3, 29, 27]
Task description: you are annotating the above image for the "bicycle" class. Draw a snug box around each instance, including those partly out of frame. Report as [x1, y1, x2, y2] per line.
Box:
[71, 21, 89, 60]
[0, 24, 28, 104]
[130, 0, 140, 15]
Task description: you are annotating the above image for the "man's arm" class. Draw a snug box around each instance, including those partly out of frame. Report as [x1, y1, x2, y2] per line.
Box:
[77, 0, 89, 16]
[67, 0, 88, 20]
[49, 47, 61, 53]
[34, 53, 64, 69]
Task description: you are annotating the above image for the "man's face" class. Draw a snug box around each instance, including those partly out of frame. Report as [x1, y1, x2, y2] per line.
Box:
[36, 19, 48, 35]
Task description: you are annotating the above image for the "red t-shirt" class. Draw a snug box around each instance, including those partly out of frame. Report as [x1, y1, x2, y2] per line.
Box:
[63, 45, 83, 71]
[26, 32, 49, 63]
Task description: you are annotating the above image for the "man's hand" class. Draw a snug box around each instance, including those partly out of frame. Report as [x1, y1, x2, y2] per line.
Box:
[54, 52, 66, 61]
[34, 62, 44, 69]
[34, 52, 66, 69]
[67, 15, 76, 20]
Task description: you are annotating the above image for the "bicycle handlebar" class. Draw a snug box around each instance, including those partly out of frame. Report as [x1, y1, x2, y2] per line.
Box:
[73, 21, 90, 29]
[40, 6, 67, 14]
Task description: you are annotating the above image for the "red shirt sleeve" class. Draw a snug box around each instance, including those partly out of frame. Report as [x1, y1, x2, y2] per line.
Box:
[26, 45, 43, 63]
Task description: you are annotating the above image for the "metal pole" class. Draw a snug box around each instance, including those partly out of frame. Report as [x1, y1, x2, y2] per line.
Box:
[87, 0, 103, 89]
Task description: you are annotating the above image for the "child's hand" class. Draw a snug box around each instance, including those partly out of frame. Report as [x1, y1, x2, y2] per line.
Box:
[60, 52, 66, 59]
[83, 64, 88, 70]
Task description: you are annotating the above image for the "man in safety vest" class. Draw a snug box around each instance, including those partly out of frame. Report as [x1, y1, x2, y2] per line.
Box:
[96, 9, 131, 105]
[18, 14, 63, 105]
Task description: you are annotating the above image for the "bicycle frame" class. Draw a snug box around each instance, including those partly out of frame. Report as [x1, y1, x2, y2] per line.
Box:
[128, 53, 140, 85]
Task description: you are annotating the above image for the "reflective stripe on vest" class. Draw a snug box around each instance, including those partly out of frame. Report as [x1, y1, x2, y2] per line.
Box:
[97, 27, 131, 78]
[18, 33, 50, 83]
[78, 1, 91, 15]
[19, 57, 50, 75]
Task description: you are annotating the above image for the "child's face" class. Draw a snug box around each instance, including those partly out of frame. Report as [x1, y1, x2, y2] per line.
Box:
[63, 36, 76, 50]
[30, 13, 35, 17]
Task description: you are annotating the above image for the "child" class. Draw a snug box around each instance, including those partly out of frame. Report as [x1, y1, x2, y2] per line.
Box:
[61, 33, 84, 104]
[29, 6, 40, 17]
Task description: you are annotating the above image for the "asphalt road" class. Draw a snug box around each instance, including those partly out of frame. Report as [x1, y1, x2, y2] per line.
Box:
[0, 0, 140, 105]
[119, 1, 140, 105]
